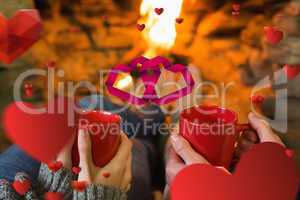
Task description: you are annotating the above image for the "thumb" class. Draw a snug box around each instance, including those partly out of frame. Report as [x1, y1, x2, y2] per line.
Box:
[248, 112, 285, 146]
[78, 129, 92, 171]
[170, 134, 209, 165]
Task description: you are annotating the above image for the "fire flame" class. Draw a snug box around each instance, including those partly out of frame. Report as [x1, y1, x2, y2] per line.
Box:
[140, 0, 184, 58]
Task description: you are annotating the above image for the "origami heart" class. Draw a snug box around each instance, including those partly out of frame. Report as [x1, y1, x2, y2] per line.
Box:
[12, 180, 31, 196]
[155, 8, 164, 15]
[176, 18, 184, 24]
[136, 24, 145, 31]
[284, 64, 300, 80]
[0, 10, 42, 64]
[45, 192, 63, 200]
[3, 97, 77, 163]
[171, 143, 299, 200]
[106, 56, 195, 105]
[264, 26, 284, 45]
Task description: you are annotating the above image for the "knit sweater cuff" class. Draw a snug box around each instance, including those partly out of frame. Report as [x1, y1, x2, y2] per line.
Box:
[73, 184, 127, 200]
[37, 163, 75, 199]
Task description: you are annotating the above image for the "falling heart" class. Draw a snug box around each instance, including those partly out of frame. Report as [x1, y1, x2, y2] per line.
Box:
[45, 192, 63, 200]
[264, 26, 284, 45]
[171, 143, 299, 200]
[12, 180, 31, 196]
[155, 8, 164, 15]
[137, 23, 145, 31]
[176, 18, 184, 24]
[3, 97, 78, 163]
[0, 10, 42, 64]
[284, 64, 300, 80]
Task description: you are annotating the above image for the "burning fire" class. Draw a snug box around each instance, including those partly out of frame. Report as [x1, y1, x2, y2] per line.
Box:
[140, 0, 184, 58]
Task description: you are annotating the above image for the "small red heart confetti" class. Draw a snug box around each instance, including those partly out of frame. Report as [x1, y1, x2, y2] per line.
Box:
[136, 24, 145, 31]
[72, 166, 81, 175]
[45, 60, 56, 68]
[264, 26, 284, 45]
[251, 95, 265, 105]
[232, 3, 241, 12]
[45, 192, 63, 200]
[284, 64, 300, 80]
[176, 18, 184, 24]
[285, 149, 295, 158]
[71, 181, 88, 192]
[12, 180, 31, 196]
[47, 161, 63, 172]
[102, 172, 111, 178]
[24, 83, 33, 98]
[154, 8, 164, 15]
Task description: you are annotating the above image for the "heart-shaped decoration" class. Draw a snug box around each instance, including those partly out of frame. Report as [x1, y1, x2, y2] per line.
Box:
[176, 18, 184, 24]
[45, 192, 63, 200]
[284, 64, 300, 80]
[0, 10, 42, 64]
[24, 83, 33, 98]
[232, 4, 241, 12]
[12, 180, 31, 196]
[171, 143, 299, 200]
[136, 23, 145, 31]
[71, 181, 88, 192]
[264, 26, 284, 45]
[47, 161, 63, 172]
[3, 97, 78, 163]
[155, 8, 164, 15]
[72, 166, 82, 175]
[102, 172, 111, 178]
[251, 95, 265, 105]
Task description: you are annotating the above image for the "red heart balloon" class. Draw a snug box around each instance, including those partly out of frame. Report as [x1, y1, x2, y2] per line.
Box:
[0, 9, 42, 64]
[12, 180, 31, 196]
[3, 97, 77, 163]
[264, 26, 284, 45]
[171, 143, 299, 200]
[155, 8, 164, 15]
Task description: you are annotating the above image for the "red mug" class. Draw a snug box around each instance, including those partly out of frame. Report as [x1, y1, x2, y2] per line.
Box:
[72, 110, 121, 167]
[179, 105, 256, 168]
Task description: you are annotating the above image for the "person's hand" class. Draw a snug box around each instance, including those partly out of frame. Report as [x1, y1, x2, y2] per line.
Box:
[165, 132, 209, 185]
[235, 112, 285, 159]
[77, 129, 132, 192]
[56, 133, 76, 170]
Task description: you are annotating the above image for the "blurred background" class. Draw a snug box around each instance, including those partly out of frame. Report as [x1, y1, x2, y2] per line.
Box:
[0, 0, 299, 176]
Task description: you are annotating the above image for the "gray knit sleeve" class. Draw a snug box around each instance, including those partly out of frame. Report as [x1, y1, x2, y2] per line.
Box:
[36, 163, 75, 199]
[73, 184, 127, 200]
[0, 179, 20, 200]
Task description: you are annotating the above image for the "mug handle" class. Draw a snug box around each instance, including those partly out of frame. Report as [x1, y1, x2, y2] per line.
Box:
[236, 123, 260, 144]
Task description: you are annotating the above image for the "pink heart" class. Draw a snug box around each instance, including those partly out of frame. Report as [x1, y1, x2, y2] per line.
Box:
[171, 143, 299, 200]
[3, 97, 77, 163]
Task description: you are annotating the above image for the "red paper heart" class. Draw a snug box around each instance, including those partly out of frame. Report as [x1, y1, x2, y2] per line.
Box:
[12, 180, 31, 196]
[3, 97, 77, 163]
[284, 64, 300, 80]
[155, 8, 164, 15]
[0, 10, 42, 64]
[136, 24, 145, 31]
[176, 18, 184, 24]
[47, 161, 63, 172]
[264, 26, 284, 45]
[45, 192, 63, 200]
[71, 181, 88, 192]
[171, 143, 299, 200]
[72, 166, 81, 175]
